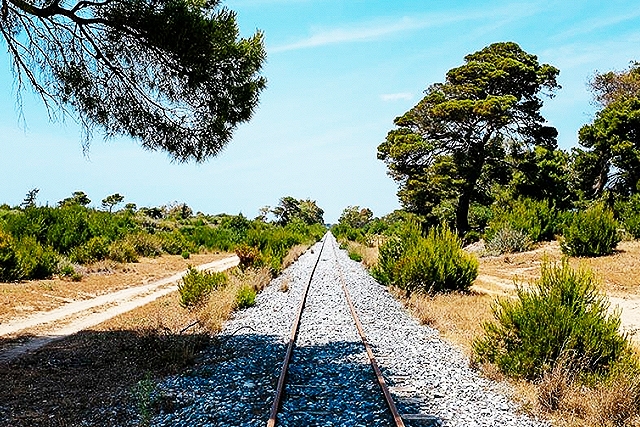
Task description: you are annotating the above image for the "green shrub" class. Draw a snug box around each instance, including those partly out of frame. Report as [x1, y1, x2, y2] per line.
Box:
[473, 260, 628, 380]
[0, 230, 19, 281]
[485, 225, 532, 255]
[13, 236, 58, 279]
[178, 267, 228, 308]
[69, 236, 110, 264]
[181, 251, 190, 259]
[487, 198, 560, 243]
[235, 285, 256, 309]
[561, 203, 620, 257]
[619, 194, 640, 239]
[125, 232, 163, 257]
[108, 240, 139, 263]
[371, 221, 478, 295]
[158, 231, 193, 255]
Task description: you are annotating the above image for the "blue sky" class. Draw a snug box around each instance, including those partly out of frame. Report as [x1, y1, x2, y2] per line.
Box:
[1, 0, 639, 222]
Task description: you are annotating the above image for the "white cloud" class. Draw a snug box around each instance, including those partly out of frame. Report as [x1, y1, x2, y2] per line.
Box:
[380, 92, 413, 102]
[270, 3, 543, 53]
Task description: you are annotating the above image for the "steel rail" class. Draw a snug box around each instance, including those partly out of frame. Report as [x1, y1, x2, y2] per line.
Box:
[266, 235, 328, 427]
[330, 239, 406, 427]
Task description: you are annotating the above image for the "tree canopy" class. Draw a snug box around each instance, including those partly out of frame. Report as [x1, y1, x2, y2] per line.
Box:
[572, 64, 640, 199]
[272, 196, 324, 226]
[1, 0, 266, 162]
[378, 42, 559, 236]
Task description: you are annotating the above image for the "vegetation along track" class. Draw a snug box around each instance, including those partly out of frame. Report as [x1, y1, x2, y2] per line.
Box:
[267, 234, 405, 426]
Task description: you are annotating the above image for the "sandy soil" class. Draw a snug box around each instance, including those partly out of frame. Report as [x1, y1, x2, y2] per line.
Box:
[474, 240, 640, 343]
[0, 254, 239, 361]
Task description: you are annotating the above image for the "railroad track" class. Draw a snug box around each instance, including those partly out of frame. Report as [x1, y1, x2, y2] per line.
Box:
[266, 234, 406, 427]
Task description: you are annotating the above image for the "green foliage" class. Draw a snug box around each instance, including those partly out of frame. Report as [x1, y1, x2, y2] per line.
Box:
[371, 221, 478, 295]
[338, 206, 373, 229]
[271, 197, 324, 226]
[485, 226, 532, 255]
[108, 240, 139, 263]
[618, 194, 640, 238]
[5, 0, 266, 162]
[158, 231, 193, 255]
[235, 285, 256, 309]
[331, 223, 365, 243]
[124, 232, 163, 257]
[0, 196, 325, 281]
[574, 98, 640, 199]
[13, 236, 58, 279]
[378, 42, 560, 236]
[0, 230, 19, 281]
[561, 203, 620, 257]
[178, 267, 228, 308]
[101, 193, 125, 212]
[69, 236, 109, 264]
[474, 261, 628, 380]
[503, 145, 573, 209]
[487, 197, 560, 243]
[348, 250, 363, 262]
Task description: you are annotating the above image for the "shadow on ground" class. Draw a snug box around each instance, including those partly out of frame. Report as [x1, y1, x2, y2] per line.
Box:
[0, 331, 441, 427]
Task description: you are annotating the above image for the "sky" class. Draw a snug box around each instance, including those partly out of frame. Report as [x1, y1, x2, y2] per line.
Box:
[1, 0, 640, 222]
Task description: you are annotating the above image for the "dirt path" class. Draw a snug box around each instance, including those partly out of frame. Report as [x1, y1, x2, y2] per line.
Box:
[0, 255, 239, 361]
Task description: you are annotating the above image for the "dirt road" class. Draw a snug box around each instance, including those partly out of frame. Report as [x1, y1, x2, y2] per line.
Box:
[0, 255, 239, 361]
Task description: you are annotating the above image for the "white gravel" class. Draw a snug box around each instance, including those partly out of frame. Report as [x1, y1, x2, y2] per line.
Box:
[149, 233, 551, 427]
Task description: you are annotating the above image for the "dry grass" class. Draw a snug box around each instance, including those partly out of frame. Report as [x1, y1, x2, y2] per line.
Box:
[401, 288, 494, 352]
[477, 240, 640, 296]
[196, 266, 271, 332]
[345, 241, 379, 269]
[282, 244, 309, 270]
[0, 291, 209, 426]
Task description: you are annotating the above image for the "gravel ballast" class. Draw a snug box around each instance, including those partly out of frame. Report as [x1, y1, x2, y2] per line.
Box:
[150, 233, 550, 427]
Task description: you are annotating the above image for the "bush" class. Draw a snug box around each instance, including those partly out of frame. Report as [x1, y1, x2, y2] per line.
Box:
[473, 260, 628, 380]
[0, 230, 19, 281]
[235, 285, 256, 309]
[485, 225, 532, 255]
[158, 231, 193, 255]
[487, 198, 560, 243]
[178, 267, 228, 308]
[371, 221, 478, 295]
[618, 194, 640, 239]
[348, 251, 363, 262]
[235, 244, 259, 269]
[13, 236, 58, 279]
[125, 232, 163, 257]
[69, 236, 110, 264]
[561, 203, 620, 257]
[108, 240, 139, 263]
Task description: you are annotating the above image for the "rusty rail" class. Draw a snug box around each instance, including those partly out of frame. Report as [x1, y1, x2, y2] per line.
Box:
[267, 235, 327, 427]
[330, 240, 406, 427]
[267, 234, 405, 427]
